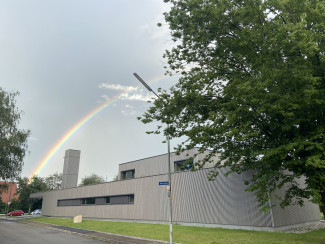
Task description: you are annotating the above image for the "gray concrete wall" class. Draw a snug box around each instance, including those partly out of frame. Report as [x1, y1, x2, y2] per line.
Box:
[62, 149, 80, 189]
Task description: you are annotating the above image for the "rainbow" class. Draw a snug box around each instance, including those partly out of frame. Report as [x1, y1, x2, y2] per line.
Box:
[29, 74, 166, 179]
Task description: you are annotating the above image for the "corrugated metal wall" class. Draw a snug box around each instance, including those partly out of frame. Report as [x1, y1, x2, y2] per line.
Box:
[270, 176, 321, 227]
[41, 167, 320, 227]
[42, 174, 169, 221]
[118, 148, 215, 179]
[172, 168, 272, 226]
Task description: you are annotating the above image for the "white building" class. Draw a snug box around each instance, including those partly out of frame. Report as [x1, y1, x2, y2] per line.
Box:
[31, 148, 321, 231]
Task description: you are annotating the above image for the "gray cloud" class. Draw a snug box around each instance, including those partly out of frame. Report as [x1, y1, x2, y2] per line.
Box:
[0, 0, 177, 183]
[100, 83, 154, 102]
[99, 83, 138, 93]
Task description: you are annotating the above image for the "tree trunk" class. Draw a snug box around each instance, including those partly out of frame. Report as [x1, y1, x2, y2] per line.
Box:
[321, 193, 325, 220]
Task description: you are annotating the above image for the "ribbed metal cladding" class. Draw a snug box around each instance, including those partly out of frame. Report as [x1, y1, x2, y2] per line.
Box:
[171, 168, 272, 226]
[42, 174, 169, 221]
[270, 176, 321, 227]
[118, 148, 214, 179]
[40, 166, 320, 228]
[40, 146, 321, 228]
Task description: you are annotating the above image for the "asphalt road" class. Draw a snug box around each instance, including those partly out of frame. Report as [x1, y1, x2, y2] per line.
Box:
[0, 219, 106, 244]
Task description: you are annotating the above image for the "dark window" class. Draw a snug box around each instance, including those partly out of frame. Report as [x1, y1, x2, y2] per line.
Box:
[57, 199, 81, 206]
[106, 197, 110, 204]
[58, 194, 135, 207]
[129, 195, 134, 204]
[95, 197, 106, 205]
[106, 194, 134, 204]
[121, 169, 135, 180]
[81, 198, 95, 205]
[110, 195, 128, 204]
[174, 159, 193, 172]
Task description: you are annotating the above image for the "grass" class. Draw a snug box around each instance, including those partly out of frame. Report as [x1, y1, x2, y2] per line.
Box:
[26, 217, 325, 244]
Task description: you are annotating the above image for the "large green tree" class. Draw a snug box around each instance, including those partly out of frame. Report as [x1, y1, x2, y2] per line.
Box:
[44, 172, 62, 190]
[141, 0, 325, 215]
[0, 88, 30, 184]
[16, 176, 48, 213]
[79, 173, 105, 186]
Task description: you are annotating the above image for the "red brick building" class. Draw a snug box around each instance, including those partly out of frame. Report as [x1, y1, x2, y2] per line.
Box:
[0, 182, 19, 203]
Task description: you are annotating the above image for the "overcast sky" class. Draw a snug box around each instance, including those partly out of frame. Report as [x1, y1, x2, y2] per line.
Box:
[0, 0, 180, 183]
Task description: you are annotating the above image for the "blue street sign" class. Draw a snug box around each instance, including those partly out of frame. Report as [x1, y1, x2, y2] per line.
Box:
[159, 181, 169, 185]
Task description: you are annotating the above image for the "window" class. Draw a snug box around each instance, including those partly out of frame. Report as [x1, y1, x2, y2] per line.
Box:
[58, 194, 135, 207]
[106, 197, 110, 204]
[57, 199, 81, 206]
[81, 198, 95, 205]
[121, 169, 135, 180]
[106, 195, 134, 204]
[174, 159, 194, 172]
[129, 195, 134, 204]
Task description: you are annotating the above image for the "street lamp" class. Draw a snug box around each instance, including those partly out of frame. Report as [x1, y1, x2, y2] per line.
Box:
[133, 73, 173, 244]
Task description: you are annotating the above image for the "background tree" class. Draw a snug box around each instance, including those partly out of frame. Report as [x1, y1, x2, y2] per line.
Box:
[0, 196, 6, 214]
[0, 182, 9, 196]
[16, 176, 48, 213]
[141, 0, 325, 215]
[44, 172, 62, 190]
[7, 198, 19, 213]
[0, 197, 19, 214]
[79, 174, 105, 186]
[0, 88, 30, 187]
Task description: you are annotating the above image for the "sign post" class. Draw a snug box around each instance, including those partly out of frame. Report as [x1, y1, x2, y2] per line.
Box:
[6, 202, 11, 218]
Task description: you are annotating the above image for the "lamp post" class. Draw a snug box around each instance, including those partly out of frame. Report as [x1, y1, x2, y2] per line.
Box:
[133, 73, 173, 244]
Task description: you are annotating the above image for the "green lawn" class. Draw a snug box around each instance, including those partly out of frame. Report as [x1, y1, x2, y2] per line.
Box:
[26, 217, 325, 244]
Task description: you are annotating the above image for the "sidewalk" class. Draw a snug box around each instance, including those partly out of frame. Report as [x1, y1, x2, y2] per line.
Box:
[4, 217, 170, 244]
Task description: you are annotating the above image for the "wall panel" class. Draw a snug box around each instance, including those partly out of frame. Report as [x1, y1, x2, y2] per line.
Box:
[41, 167, 320, 227]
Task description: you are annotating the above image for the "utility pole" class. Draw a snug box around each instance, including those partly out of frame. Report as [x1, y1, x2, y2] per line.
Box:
[133, 73, 173, 244]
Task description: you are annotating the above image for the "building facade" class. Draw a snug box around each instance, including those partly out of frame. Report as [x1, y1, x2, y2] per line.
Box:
[33, 148, 321, 230]
[0, 181, 19, 203]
